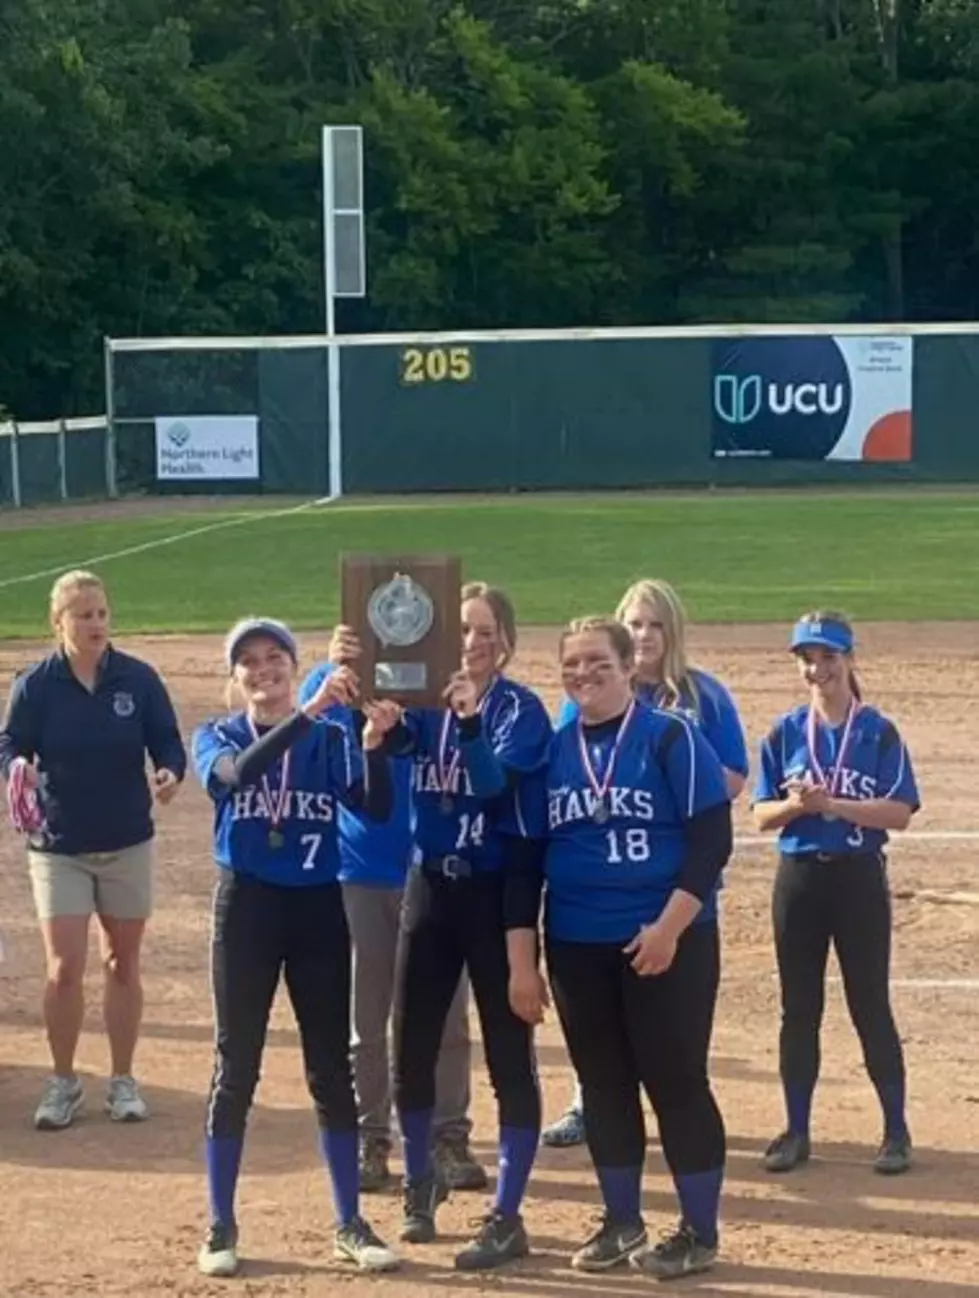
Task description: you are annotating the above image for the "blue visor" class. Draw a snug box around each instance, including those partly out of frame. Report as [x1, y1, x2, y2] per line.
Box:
[225, 616, 298, 669]
[789, 617, 854, 655]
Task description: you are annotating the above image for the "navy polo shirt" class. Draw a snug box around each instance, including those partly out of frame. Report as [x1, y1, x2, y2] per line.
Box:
[0, 647, 186, 855]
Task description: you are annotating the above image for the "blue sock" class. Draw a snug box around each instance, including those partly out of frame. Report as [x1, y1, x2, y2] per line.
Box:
[873, 1079, 907, 1139]
[206, 1135, 243, 1228]
[595, 1165, 643, 1223]
[494, 1126, 539, 1218]
[400, 1108, 434, 1183]
[319, 1129, 359, 1227]
[784, 1081, 814, 1137]
[674, 1168, 722, 1248]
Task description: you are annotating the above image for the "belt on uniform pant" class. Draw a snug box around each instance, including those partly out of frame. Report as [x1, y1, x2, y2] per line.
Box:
[422, 855, 473, 880]
[784, 850, 879, 866]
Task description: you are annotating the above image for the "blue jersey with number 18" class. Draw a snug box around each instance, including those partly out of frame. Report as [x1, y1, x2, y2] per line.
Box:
[543, 701, 729, 943]
[192, 712, 361, 886]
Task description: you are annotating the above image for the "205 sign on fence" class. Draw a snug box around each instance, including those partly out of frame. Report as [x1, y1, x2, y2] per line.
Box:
[399, 346, 475, 386]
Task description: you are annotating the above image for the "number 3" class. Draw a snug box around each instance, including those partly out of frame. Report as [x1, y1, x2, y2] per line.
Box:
[846, 825, 864, 849]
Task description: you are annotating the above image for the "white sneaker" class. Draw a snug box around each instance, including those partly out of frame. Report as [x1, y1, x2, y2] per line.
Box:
[34, 1075, 85, 1130]
[198, 1222, 239, 1277]
[334, 1216, 401, 1272]
[105, 1074, 149, 1122]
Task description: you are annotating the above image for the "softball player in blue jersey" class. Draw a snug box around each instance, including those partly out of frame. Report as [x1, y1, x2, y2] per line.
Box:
[191, 617, 402, 1278]
[298, 636, 485, 1195]
[524, 616, 733, 1280]
[753, 611, 919, 1176]
[389, 582, 551, 1272]
[543, 578, 748, 1149]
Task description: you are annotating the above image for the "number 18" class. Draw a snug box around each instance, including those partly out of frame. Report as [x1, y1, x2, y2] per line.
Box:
[606, 828, 650, 863]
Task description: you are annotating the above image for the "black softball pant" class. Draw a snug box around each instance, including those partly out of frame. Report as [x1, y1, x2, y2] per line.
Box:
[547, 921, 725, 1175]
[394, 865, 540, 1130]
[206, 871, 357, 1138]
[773, 851, 904, 1093]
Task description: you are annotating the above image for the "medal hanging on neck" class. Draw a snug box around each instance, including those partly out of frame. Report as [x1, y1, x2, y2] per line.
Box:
[577, 699, 636, 824]
[806, 699, 859, 821]
[437, 678, 496, 814]
[247, 719, 291, 848]
[437, 709, 460, 814]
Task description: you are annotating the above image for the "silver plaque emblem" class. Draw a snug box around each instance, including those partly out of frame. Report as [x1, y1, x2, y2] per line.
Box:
[367, 572, 435, 647]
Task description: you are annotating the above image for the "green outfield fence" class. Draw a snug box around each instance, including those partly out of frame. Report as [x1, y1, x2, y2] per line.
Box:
[5, 323, 979, 508]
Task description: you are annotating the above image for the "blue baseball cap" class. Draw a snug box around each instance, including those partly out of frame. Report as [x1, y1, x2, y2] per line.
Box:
[225, 617, 298, 669]
[789, 616, 854, 655]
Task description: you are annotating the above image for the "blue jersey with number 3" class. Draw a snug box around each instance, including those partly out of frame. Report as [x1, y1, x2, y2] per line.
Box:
[543, 702, 729, 943]
[405, 676, 551, 871]
[192, 712, 362, 886]
[753, 704, 920, 856]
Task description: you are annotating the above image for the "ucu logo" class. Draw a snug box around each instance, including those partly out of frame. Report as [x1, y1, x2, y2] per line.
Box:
[711, 337, 852, 459]
[714, 376, 846, 425]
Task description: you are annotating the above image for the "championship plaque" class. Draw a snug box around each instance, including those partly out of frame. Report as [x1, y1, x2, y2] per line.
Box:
[340, 554, 461, 707]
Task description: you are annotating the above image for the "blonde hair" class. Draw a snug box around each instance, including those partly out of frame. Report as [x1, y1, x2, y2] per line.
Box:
[461, 581, 517, 669]
[797, 608, 862, 700]
[614, 578, 698, 712]
[49, 570, 106, 645]
[559, 616, 635, 669]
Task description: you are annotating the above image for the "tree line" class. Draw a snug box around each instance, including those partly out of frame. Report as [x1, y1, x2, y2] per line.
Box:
[2, 0, 977, 418]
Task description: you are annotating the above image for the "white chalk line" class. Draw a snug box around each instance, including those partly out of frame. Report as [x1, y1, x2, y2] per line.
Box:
[0, 494, 337, 592]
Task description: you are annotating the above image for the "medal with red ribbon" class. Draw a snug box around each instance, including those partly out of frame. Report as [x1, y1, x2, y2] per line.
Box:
[577, 699, 637, 824]
[806, 700, 859, 820]
[437, 676, 497, 813]
[247, 719, 291, 848]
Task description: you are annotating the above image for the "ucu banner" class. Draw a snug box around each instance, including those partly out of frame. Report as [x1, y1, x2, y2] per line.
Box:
[710, 335, 913, 462]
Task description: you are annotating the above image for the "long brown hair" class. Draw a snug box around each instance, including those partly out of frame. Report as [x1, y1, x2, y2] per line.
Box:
[461, 581, 517, 669]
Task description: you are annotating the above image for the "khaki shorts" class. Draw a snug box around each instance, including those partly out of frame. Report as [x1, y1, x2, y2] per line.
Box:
[28, 840, 154, 921]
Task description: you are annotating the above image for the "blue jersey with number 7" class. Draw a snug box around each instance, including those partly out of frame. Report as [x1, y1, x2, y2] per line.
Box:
[543, 701, 729, 943]
[192, 711, 361, 886]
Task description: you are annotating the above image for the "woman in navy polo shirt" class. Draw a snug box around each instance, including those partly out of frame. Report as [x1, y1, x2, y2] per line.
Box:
[0, 569, 186, 1131]
[753, 611, 920, 1176]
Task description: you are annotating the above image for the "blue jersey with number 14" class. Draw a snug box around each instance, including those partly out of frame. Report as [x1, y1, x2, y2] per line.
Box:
[405, 675, 551, 871]
[543, 702, 729, 943]
[192, 712, 362, 886]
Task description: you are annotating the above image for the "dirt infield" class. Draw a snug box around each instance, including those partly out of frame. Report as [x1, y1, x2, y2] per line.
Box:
[0, 623, 977, 1298]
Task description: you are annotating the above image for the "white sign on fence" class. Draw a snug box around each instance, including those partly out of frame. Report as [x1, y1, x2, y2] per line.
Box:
[155, 415, 260, 480]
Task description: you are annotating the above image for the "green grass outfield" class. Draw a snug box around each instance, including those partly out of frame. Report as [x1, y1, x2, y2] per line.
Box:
[0, 490, 976, 638]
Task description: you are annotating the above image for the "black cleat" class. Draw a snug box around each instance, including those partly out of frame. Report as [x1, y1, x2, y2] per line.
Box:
[874, 1130, 912, 1175]
[454, 1211, 530, 1271]
[630, 1223, 717, 1280]
[399, 1169, 449, 1243]
[764, 1128, 811, 1173]
[571, 1214, 647, 1272]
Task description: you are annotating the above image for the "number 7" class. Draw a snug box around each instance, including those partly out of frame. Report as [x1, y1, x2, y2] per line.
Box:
[300, 833, 321, 870]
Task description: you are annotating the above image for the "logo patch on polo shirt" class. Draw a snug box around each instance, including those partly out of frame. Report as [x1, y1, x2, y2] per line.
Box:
[113, 692, 135, 718]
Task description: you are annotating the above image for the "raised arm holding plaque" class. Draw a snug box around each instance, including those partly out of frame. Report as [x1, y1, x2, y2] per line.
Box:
[340, 554, 461, 708]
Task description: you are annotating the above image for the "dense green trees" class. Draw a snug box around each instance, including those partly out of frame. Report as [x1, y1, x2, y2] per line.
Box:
[2, 0, 978, 417]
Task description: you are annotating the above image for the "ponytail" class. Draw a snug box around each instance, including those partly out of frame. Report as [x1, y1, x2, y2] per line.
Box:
[848, 668, 862, 701]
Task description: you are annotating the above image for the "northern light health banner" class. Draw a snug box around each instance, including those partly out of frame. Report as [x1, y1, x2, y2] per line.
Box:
[711, 335, 913, 462]
[155, 415, 260, 480]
